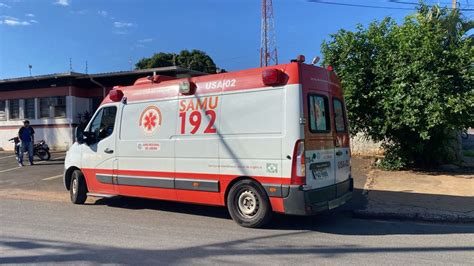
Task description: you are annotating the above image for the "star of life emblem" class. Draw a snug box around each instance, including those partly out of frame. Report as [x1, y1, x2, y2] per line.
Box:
[139, 106, 162, 135]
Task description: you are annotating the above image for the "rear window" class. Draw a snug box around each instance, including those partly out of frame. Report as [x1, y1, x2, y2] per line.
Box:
[308, 94, 330, 133]
[333, 98, 346, 132]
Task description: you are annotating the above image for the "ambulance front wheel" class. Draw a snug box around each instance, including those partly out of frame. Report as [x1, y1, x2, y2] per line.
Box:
[70, 170, 87, 204]
[227, 179, 272, 228]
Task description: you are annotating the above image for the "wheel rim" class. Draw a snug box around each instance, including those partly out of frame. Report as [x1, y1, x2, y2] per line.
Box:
[237, 189, 259, 218]
[72, 178, 78, 195]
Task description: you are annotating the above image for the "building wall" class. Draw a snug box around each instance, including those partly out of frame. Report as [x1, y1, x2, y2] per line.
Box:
[0, 95, 93, 151]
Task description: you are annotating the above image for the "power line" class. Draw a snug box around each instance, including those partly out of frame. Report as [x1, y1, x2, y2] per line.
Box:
[308, 0, 474, 11]
[389, 0, 454, 6]
[390, 0, 471, 8]
[307, 0, 413, 10]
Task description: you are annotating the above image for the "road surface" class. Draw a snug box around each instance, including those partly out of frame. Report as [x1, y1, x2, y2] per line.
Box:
[1, 153, 473, 264]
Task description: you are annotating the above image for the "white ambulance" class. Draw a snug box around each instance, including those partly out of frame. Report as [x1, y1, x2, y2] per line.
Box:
[64, 57, 353, 228]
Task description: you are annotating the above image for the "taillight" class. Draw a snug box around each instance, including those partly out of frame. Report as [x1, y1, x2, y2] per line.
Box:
[291, 140, 306, 185]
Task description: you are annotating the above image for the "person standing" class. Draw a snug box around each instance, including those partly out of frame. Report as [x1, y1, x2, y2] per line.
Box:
[18, 120, 35, 166]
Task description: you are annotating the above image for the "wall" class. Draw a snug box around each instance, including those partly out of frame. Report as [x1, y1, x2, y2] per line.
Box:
[0, 96, 92, 151]
[350, 132, 384, 156]
[0, 126, 74, 151]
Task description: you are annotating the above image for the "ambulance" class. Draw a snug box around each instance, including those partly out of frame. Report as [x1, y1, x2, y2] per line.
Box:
[64, 56, 353, 228]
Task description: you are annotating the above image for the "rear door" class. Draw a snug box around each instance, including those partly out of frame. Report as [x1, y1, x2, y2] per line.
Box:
[304, 92, 336, 189]
[333, 98, 351, 184]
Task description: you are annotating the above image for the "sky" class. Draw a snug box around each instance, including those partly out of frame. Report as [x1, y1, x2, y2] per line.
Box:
[0, 0, 471, 79]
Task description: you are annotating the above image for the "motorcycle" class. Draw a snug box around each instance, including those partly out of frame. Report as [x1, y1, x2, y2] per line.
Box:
[8, 137, 51, 161]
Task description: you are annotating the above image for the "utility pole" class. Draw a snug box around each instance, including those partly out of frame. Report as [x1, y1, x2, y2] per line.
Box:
[452, 0, 457, 9]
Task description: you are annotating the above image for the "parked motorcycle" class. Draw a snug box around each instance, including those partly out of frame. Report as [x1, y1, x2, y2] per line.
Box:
[8, 137, 51, 161]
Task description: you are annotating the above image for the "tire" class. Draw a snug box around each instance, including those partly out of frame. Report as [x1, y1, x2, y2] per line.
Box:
[36, 148, 51, 161]
[226, 179, 272, 228]
[70, 170, 88, 204]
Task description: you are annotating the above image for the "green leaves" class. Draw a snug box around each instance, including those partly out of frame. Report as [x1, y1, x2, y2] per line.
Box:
[322, 3, 473, 169]
[136, 49, 217, 74]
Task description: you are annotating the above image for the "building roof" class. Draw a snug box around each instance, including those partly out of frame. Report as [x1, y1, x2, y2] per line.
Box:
[0, 66, 207, 91]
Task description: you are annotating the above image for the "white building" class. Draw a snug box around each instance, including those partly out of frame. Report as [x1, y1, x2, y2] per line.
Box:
[0, 67, 202, 151]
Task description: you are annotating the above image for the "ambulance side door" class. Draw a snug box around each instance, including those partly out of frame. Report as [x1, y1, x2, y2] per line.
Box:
[116, 99, 177, 201]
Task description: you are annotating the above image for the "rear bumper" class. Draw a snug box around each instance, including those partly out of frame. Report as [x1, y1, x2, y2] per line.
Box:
[281, 178, 353, 215]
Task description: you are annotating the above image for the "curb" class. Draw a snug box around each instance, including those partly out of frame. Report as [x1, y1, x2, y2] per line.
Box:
[353, 209, 474, 224]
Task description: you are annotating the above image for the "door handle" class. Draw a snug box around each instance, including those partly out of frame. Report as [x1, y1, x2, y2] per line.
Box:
[336, 151, 343, 156]
[104, 148, 114, 154]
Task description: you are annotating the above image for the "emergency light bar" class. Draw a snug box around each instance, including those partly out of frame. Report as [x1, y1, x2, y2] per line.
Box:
[179, 80, 196, 95]
[109, 89, 124, 102]
[262, 69, 286, 86]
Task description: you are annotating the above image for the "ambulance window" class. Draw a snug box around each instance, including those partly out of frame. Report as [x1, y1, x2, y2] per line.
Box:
[308, 95, 330, 133]
[88, 106, 117, 143]
[333, 98, 346, 132]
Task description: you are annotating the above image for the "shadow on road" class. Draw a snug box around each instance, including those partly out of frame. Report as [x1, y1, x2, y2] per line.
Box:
[1, 232, 473, 265]
[88, 188, 474, 236]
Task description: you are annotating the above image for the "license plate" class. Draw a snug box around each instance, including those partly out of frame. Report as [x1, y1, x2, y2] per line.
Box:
[312, 169, 328, 180]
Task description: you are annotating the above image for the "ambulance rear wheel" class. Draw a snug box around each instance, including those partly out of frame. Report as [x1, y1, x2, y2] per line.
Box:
[70, 170, 87, 204]
[227, 180, 272, 228]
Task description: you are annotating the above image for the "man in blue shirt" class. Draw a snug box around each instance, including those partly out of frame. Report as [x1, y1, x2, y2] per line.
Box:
[18, 120, 35, 166]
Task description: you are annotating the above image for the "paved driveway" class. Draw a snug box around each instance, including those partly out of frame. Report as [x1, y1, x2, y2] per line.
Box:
[0, 151, 66, 200]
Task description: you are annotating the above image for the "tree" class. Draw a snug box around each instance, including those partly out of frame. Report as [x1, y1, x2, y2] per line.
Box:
[321, 3, 473, 169]
[135, 49, 217, 74]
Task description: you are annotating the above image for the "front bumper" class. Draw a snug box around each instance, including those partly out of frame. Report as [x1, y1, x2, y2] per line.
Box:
[282, 178, 353, 216]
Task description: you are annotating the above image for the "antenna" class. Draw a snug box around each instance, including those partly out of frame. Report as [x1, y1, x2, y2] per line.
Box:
[85, 60, 88, 74]
[28, 64, 32, 76]
[260, 0, 278, 67]
[69, 58, 73, 72]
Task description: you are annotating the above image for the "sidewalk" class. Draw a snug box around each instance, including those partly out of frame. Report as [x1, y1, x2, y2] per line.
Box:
[354, 167, 474, 223]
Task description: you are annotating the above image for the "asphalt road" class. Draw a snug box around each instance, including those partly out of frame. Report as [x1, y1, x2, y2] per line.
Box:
[1, 152, 473, 265]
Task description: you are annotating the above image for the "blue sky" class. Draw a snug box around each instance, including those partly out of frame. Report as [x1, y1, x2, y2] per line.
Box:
[0, 0, 470, 79]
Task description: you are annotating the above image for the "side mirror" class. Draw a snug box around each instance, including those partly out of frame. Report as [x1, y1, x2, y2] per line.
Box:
[82, 131, 96, 145]
[75, 127, 85, 144]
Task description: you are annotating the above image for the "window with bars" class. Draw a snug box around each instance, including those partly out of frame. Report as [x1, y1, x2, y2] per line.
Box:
[9, 99, 20, 120]
[25, 98, 36, 119]
[39, 98, 50, 118]
[39, 96, 66, 118]
[0, 100, 5, 121]
[53, 96, 66, 117]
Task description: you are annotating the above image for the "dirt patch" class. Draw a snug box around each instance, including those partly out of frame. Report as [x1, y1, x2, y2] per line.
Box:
[0, 189, 96, 204]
